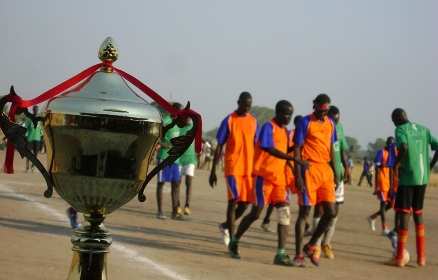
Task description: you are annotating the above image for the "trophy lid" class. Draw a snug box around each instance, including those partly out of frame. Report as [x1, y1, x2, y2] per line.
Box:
[45, 37, 161, 123]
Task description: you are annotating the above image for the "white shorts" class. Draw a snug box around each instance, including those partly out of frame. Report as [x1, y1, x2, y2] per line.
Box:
[335, 181, 344, 204]
[180, 164, 195, 177]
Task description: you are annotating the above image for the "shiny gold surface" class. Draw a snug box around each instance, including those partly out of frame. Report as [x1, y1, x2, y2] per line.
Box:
[98, 37, 118, 63]
[42, 113, 160, 214]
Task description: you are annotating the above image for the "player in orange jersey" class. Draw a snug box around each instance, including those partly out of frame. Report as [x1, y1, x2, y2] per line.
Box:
[209, 92, 259, 247]
[292, 94, 339, 267]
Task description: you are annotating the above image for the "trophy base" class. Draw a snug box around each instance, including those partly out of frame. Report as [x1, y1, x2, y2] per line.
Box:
[68, 251, 107, 280]
[67, 213, 111, 280]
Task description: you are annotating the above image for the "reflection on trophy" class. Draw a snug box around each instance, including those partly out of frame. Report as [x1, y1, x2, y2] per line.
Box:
[0, 37, 200, 280]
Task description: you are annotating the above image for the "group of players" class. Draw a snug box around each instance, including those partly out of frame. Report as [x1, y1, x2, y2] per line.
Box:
[207, 91, 438, 268]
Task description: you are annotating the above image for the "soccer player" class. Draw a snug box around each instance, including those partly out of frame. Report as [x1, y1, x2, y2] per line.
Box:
[209, 92, 259, 246]
[301, 106, 349, 259]
[227, 100, 310, 266]
[366, 137, 395, 236]
[385, 108, 438, 267]
[292, 94, 339, 267]
[156, 102, 187, 221]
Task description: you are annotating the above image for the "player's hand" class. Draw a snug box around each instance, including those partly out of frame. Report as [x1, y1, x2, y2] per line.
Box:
[298, 159, 312, 170]
[209, 172, 217, 188]
[343, 169, 351, 184]
[372, 190, 377, 195]
[295, 177, 305, 193]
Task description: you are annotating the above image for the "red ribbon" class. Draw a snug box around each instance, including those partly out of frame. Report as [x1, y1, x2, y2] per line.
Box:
[2, 62, 202, 173]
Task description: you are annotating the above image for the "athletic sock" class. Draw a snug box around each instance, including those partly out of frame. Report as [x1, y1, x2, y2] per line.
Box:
[382, 222, 387, 230]
[276, 248, 286, 257]
[322, 217, 337, 245]
[396, 229, 408, 261]
[312, 217, 320, 231]
[416, 224, 425, 259]
[371, 213, 378, 220]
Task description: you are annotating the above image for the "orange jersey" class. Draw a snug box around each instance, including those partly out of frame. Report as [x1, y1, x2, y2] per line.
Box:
[216, 112, 259, 176]
[374, 147, 391, 192]
[293, 114, 336, 163]
[252, 119, 289, 185]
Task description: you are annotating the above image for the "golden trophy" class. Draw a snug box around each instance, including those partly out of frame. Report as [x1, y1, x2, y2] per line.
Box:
[0, 37, 200, 279]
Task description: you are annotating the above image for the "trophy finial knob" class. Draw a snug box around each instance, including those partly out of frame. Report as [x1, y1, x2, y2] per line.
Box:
[98, 37, 119, 63]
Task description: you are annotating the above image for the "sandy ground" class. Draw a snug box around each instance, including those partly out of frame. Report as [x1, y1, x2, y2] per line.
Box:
[0, 150, 437, 280]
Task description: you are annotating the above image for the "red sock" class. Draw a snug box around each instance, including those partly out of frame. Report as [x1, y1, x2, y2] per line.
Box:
[416, 224, 425, 259]
[396, 229, 408, 261]
[371, 213, 378, 219]
[382, 222, 387, 230]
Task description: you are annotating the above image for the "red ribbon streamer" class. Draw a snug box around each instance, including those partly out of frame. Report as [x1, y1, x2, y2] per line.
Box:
[2, 62, 202, 173]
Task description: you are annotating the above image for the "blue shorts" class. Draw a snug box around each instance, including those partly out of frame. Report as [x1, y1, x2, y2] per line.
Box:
[157, 159, 181, 183]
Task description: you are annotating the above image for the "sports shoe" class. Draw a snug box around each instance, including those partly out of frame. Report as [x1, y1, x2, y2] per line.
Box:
[66, 207, 78, 229]
[273, 254, 293, 266]
[291, 255, 307, 268]
[261, 222, 276, 233]
[387, 230, 398, 249]
[177, 207, 181, 214]
[25, 168, 29, 173]
[384, 258, 404, 267]
[172, 213, 189, 221]
[303, 243, 320, 266]
[417, 257, 426, 267]
[321, 244, 334, 259]
[367, 216, 376, 231]
[228, 240, 241, 259]
[156, 212, 167, 220]
[218, 223, 230, 246]
[382, 228, 390, 236]
[184, 207, 190, 215]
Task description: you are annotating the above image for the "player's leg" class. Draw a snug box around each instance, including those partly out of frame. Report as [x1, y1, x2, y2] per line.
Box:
[156, 160, 168, 219]
[293, 205, 311, 267]
[412, 185, 426, 266]
[385, 185, 412, 267]
[321, 180, 344, 259]
[274, 202, 293, 266]
[261, 202, 276, 233]
[380, 200, 390, 235]
[170, 164, 185, 220]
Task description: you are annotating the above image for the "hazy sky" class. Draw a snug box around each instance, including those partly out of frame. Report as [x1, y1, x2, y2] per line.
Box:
[1, 1, 437, 149]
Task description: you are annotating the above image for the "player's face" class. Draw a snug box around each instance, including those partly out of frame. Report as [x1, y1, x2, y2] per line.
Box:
[237, 98, 252, 114]
[278, 106, 293, 126]
[314, 107, 329, 121]
[329, 113, 339, 124]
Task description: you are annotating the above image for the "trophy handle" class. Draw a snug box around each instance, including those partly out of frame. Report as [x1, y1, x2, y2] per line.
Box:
[0, 86, 54, 198]
[138, 102, 198, 202]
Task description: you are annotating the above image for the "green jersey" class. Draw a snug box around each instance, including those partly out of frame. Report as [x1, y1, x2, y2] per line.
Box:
[25, 117, 42, 142]
[395, 122, 438, 186]
[333, 122, 348, 179]
[178, 122, 197, 166]
[156, 115, 181, 163]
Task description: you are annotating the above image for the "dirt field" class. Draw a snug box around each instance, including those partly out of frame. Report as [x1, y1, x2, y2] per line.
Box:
[1, 150, 437, 280]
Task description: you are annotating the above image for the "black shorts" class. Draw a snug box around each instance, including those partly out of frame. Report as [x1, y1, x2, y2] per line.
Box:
[394, 185, 426, 214]
[27, 141, 41, 155]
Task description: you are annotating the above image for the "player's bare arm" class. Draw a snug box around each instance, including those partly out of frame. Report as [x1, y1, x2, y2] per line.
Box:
[209, 144, 224, 188]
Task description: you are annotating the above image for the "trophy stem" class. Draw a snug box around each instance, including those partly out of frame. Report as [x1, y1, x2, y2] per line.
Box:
[67, 213, 112, 280]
